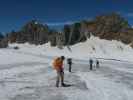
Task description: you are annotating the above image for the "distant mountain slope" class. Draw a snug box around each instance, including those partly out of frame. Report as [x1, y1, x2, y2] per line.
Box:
[9, 36, 133, 62]
[4, 13, 133, 48]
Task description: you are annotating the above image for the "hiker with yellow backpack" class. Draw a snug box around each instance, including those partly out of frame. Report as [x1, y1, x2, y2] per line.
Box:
[52, 56, 68, 87]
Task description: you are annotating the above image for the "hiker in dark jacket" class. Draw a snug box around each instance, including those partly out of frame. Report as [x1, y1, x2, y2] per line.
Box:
[67, 58, 72, 72]
[89, 59, 93, 70]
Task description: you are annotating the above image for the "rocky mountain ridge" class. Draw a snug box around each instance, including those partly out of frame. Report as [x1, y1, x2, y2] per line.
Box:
[0, 13, 133, 48]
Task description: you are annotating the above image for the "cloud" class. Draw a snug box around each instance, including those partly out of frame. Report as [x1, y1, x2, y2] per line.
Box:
[45, 17, 92, 26]
[46, 21, 74, 26]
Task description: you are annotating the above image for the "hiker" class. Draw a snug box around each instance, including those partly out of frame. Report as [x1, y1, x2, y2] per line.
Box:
[96, 59, 99, 68]
[52, 56, 66, 87]
[67, 58, 72, 72]
[89, 58, 93, 70]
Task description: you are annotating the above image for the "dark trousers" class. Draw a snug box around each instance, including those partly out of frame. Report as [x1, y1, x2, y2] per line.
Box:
[69, 64, 72, 72]
[90, 64, 93, 70]
[56, 70, 64, 87]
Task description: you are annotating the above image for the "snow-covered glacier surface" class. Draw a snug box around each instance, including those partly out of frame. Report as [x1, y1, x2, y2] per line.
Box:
[0, 36, 133, 100]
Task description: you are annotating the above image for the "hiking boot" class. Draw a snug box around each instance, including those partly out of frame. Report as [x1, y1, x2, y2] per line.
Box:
[61, 83, 66, 87]
[61, 83, 71, 87]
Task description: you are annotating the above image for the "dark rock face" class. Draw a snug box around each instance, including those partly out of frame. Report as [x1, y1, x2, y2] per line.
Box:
[0, 39, 8, 48]
[63, 22, 87, 45]
[5, 13, 133, 48]
[0, 33, 8, 48]
[7, 20, 66, 47]
[89, 13, 132, 43]
[63, 25, 71, 45]
[8, 20, 49, 45]
[66, 13, 133, 46]
[48, 30, 57, 46]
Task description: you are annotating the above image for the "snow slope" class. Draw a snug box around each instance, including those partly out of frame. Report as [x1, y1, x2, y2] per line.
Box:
[0, 49, 133, 100]
[9, 36, 133, 62]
